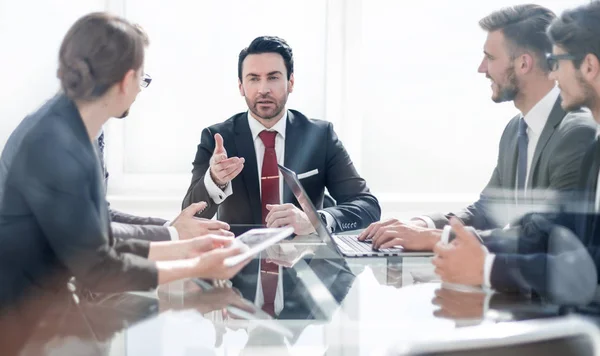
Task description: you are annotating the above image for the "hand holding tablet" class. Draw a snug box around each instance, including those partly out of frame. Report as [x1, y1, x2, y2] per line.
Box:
[223, 227, 295, 267]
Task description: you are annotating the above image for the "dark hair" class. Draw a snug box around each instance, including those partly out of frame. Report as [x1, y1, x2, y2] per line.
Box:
[238, 36, 294, 81]
[479, 4, 556, 72]
[547, 1, 600, 69]
[57, 12, 149, 101]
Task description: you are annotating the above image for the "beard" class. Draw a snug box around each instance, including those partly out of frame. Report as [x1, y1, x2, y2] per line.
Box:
[116, 109, 130, 119]
[246, 95, 287, 121]
[491, 65, 519, 103]
[562, 71, 598, 113]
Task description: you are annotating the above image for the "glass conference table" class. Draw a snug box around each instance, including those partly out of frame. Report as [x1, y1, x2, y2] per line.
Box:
[6, 233, 600, 356]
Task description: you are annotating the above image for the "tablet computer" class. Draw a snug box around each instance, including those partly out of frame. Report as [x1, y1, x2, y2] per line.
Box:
[224, 227, 294, 267]
[229, 224, 264, 236]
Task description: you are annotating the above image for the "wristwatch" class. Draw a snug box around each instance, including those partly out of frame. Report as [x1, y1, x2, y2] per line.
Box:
[216, 181, 229, 190]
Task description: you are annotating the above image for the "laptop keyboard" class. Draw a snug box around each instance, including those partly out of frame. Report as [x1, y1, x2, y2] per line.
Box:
[334, 234, 403, 255]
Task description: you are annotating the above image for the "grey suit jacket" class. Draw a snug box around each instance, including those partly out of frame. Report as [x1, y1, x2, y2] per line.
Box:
[426, 97, 596, 230]
[95, 135, 172, 242]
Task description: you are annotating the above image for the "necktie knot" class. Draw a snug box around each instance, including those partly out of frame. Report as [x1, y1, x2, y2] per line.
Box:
[259, 130, 277, 149]
[518, 117, 528, 137]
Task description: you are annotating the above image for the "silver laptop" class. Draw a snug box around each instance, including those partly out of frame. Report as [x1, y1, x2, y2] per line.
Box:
[278, 164, 433, 258]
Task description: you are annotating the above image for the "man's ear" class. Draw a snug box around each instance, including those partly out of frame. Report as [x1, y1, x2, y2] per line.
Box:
[238, 79, 245, 96]
[288, 73, 295, 93]
[119, 69, 137, 94]
[582, 53, 600, 82]
[517, 53, 534, 75]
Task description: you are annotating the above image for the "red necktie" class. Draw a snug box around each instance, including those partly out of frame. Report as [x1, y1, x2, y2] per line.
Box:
[258, 130, 279, 315]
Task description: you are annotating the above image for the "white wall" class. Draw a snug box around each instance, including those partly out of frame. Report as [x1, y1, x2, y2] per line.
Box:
[0, 0, 105, 149]
[0, 0, 584, 220]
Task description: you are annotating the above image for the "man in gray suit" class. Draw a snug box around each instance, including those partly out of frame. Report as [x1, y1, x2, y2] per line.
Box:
[96, 131, 233, 242]
[360, 4, 596, 253]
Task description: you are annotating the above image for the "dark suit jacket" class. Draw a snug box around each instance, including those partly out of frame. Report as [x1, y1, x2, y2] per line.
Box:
[109, 211, 171, 242]
[487, 139, 600, 304]
[182, 110, 381, 232]
[0, 94, 158, 303]
[427, 98, 596, 230]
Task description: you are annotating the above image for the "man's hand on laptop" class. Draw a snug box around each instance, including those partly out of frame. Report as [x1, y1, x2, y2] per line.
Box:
[265, 203, 316, 235]
[358, 219, 440, 251]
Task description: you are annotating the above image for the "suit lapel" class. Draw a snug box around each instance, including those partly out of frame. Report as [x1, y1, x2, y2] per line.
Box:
[283, 111, 304, 204]
[234, 114, 262, 224]
[584, 140, 600, 243]
[526, 97, 566, 189]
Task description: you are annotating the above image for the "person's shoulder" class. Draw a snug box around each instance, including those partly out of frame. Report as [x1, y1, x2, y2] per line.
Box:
[289, 109, 330, 130]
[495, 113, 521, 143]
[204, 111, 247, 134]
[504, 113, 521, 129]
[560, 108, 596, 131]
[20, 100, 92, 173]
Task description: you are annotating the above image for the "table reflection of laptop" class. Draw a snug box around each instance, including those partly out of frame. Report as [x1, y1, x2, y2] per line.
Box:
[278, 164, 433, 258]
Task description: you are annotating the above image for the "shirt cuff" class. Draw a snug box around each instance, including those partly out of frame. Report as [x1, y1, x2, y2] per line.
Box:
[167, 226, 179, 241]
[483, 253, 495, 289]
[413, 216, 436, 229]
[203, 170, 233, 204]
[317, 210, 336, 232]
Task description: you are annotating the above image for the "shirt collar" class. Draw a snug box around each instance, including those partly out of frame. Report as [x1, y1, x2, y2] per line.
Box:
[247, 110, 288, 141]
[522, 86, 560, 136]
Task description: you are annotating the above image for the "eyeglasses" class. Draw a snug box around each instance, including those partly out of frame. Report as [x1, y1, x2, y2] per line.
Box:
[546, 53, 583, 71]
[140, 73, 152, 88]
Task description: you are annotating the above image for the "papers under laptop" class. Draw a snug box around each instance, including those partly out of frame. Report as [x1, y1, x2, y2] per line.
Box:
[277, 164, 433, 258]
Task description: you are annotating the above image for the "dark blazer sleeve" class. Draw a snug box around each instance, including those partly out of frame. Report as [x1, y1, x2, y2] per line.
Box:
[109, 208, 168, 226]
[108, 206, 171, 242]
[545, 113, 596, 193]
[182, 128, 218, 219]
[110, 221, 171, 242]
[20, 141, 158, 293]
[488, 213, 597, 305]
[321, 123, 381, 231]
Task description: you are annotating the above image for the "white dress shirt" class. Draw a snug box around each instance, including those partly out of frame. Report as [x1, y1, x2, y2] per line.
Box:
[246, 111, 287, 316]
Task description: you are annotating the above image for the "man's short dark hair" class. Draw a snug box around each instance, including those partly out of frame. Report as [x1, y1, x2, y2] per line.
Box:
[238, 36, 294, 81]
[547, 1, 600, 69]
[57, 12, 149, 101]
[479, 4, 556, 72]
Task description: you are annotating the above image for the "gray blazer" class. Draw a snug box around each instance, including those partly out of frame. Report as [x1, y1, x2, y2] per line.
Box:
[95, 136, 172, 242]
[426, 97, 596, 230]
